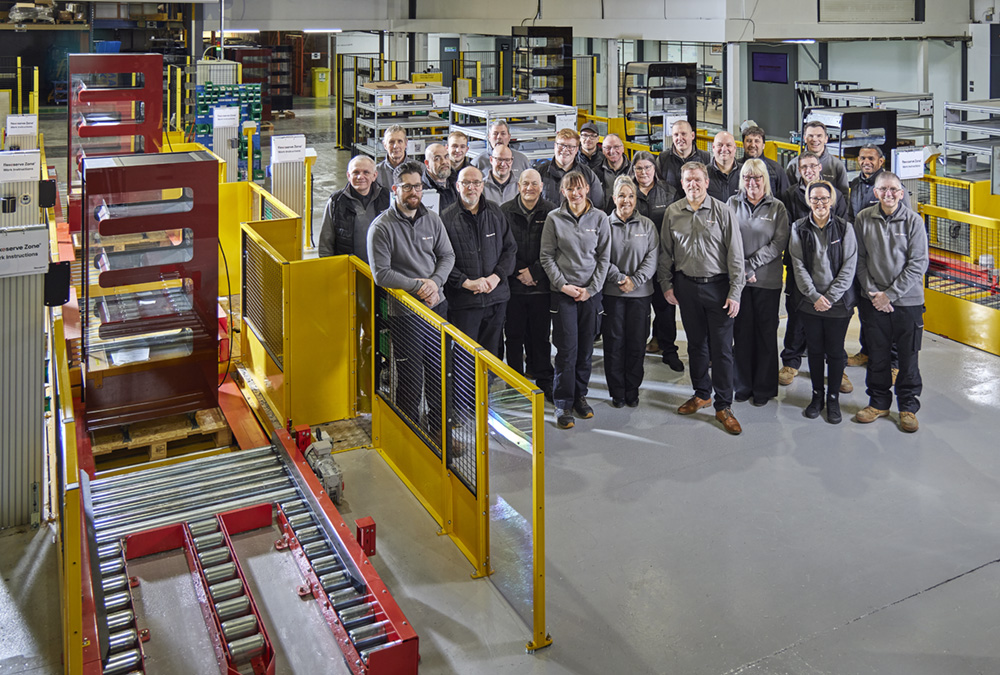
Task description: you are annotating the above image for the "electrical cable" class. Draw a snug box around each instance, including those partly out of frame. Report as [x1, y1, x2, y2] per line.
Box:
[217, 239, 234, 388]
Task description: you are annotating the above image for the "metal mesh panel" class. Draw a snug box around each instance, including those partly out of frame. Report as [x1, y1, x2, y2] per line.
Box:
[925, 181, 972, 257]
[261, 196, 279, 221]
[355, 269, 374, 414]
[446, 337, 478, 495]
[242, 231, 284, 369]
[375, 287, 444, 455]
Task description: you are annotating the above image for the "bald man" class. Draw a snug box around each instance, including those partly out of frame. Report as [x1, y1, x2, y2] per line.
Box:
[707, 131, 741, 202]
[422, 142, 458, 212]
[597, 133, 632, 196]
[318, 154, 390, 261]
[655, 119, 711, 195]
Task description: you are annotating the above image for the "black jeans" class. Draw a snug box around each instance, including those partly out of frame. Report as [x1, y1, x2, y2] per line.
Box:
[859, 300, 923, 412]
[780, 285, 807, 369]
[733, 285, 781, 402]
[449, 301, 506, 358]
[674, 273, 735, 410]
[550, 291, 601, 410]
[650, 278, 679, 356]
[602, 293, 652, 402]
[504, 293, 554, 389]
[799, 311, 852, 396]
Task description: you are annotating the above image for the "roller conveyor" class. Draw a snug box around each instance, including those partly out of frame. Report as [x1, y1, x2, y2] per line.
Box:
[78, 433, 418, 674]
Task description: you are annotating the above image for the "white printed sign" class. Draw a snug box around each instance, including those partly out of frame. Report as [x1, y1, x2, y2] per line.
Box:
[270, 134, 307, 164]
[555, 113, 575, 133]
[6, 114, 37, 137]
[0, 224, 48, 278]
[0, 150, 40, 182]
[213, 106, 239, 128]
[892, 148, 924, 180]
[377, 94, 393, 107]
[529, 93, 550, 103]
[432, 91, 450, 108]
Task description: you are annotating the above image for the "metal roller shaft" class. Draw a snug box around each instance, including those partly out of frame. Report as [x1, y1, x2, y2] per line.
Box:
[97, 542, 122, 559]
[198, 547, 231, 567]
[349, 620, 389, 645]
[361, 639, 403, 663]
[188, 518, 220, 536]
[279, 500, 307, 516]
[339, 602, 377, 630]
[95, 487, 300, 543]
[309, 555, 342, 576]
[221, 614, 258, 641]
[102, 574, 129, 593]
[320, 571, 351, 593]
[106, 609, 134, 632]
[194, 532, 225, 551]
[102, 648, 142, 675]
[210, 579, 244, 602]
[302, 540, 330, 559]
[107, 628, 137, 652]
[203, 562, 237, 584]
[293, 526, 323, 543]
[328, 588, 365, 611]
[100, 557, 125, 576]
[286, 513, 313, 529]
[104, 591, 132, 612]
[215, 596, 251, 621]
[90, 446, 273, 491]
[227, 634, 265, 663]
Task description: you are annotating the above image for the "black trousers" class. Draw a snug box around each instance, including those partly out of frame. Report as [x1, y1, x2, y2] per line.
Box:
[799, 311, 851, 396]
[733, 285, 781, 402]
[780, 287, 808, 369]
[449, 302, 506, 357]
[550, 291, 601, 410]
[504, 293, 554, 389]
[859, 300, 923, 412]
[602, 294, 652, 402]
[674, 274, 735, 410]
[650, 279, 679, 356]
[394, 299, 447, 443]
[857, 318, 899, 367]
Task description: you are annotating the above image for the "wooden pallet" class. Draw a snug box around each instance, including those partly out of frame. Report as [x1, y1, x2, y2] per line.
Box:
[91, 407, 232, 461]
[272, 111, 295, 119]
[260, 121, 274, 132]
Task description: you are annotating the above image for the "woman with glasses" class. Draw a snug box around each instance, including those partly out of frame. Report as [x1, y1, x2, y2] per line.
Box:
[540, 171, 611, 429]
[603, 176, 658, 408]
[629, 150, 684, 372]
[788, 180, 857, 423]
[726, 159, 789, 406]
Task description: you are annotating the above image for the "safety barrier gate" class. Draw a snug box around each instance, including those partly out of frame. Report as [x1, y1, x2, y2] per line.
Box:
[236, 211, 551, 651]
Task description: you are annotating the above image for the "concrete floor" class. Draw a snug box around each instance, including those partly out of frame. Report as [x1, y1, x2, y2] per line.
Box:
[5, 99, 1000, 674]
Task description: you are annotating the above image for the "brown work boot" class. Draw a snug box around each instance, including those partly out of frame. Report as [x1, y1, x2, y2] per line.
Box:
[778, 366, 797, 386]
[678, 396, 712, 415]
[645, 337, 661, 354]
[891, 367, 899, 385]
[847, 352, 869, 367]
[899, 411, 919, 433]
[840, 373, 853, 394]
[855, 406, 890, 424]
[715, 408, 743, 435]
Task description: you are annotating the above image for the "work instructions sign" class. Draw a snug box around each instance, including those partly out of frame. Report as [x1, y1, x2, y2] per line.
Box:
[0, 224, 48, 278]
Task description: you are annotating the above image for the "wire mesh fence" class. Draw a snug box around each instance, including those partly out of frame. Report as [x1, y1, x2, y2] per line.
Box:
[445, 335, 478, 495]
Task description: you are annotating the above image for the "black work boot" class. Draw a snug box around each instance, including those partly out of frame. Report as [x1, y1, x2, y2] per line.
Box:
[826, 394, 842, 424]
[804, 390, 824, 419]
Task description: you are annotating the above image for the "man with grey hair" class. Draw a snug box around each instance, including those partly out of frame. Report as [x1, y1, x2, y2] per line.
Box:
[852, 170, 928, 433]
[598, 133, 631, 196]
[473, 118, 532, 179]
[318, 154, 390, 261]
[375, 124, 409, 188]
[482, 144, 519, 205]
[656, 119, 711, 194]
[422, 143, 458, 212]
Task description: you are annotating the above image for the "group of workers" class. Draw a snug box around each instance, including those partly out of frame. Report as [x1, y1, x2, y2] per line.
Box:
[318, 115, 927, 436]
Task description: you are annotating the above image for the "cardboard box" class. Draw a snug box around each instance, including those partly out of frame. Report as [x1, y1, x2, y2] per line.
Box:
[367, 80, 427, 90]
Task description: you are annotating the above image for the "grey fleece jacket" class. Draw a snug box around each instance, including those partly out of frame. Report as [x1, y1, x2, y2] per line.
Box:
[853, 203, 928, 307]
[603, 211, 659, 298]
[367, 200, 456, 298]
[539, 202, 611, 298]
[726, 192, 790, 290]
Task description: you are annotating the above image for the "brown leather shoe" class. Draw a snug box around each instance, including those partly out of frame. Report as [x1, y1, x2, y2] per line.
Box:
[678, 396, 712, 415]
[715, 408, 743, 435]
[839, 373, 854, 394]
[645, 337, 661, 354]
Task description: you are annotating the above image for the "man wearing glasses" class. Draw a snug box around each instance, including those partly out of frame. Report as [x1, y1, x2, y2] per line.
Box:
[656, 119, 711, 195]
[578, 121, 605, 172]
[375, 125, 410, 188]
[537, 128, 605, 209]
[482, 144, 519, 205]
[441, 166, 517, 357]
[473, 118, 532, 179]
[368, 161, 455, 314]
[778, 152, 851, 391]
[598, 133, 631, 197]
[421, 143, 458, 213]
[852, 172, 928, 433]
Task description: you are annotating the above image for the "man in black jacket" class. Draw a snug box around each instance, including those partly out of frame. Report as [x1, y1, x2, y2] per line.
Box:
[422, 143, 458, 213]
[318, 155, 390, 261]
[656, 119, 711, 194]
[537, 128, 605, 209]
[741, 125, 789, 196]
[501, 168, 555, 399]
[441, 166, 518, 356]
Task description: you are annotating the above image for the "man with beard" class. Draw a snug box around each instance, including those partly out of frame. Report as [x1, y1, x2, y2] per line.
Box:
[849, 143, 911, 219]
[441, 166, 517, 356]
[422, 143, 458, 212]
[578, 121, 605, 172]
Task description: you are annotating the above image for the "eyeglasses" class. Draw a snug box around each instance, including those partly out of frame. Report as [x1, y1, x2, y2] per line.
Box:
[459, 180, 484, 188]
[580, 132, 598, 139]
[808, 197, 831, 205]
[634, 164, 654, 172]
[397, 183, 423, 193]
[555, 142, 579, 151]
[604, 146, 624, 153]
[800, 164, 821, 172]
[492, 158, 513, 165]
[743, 175, 765, 183]
[875, 187, 904, 195]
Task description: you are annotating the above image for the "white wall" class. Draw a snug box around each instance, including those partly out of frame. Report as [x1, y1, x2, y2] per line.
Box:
[335, 32, 381, 54]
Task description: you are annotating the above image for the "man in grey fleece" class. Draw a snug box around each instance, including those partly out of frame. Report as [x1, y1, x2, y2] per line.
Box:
[785, 120, 849, 196]
[368, 161, 456, 315]
[367, 161, 456, 443]
[375, 125, 409, 188]
[853, 171, 929, 433]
